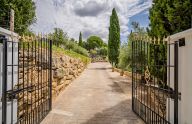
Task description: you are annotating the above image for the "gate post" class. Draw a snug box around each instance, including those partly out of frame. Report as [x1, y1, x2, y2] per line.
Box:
[2, 37, 7, 124]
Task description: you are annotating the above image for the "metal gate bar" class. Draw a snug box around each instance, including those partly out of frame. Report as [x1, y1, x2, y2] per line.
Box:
[174, 42, 178, 124]
[2, 37, 7, 124]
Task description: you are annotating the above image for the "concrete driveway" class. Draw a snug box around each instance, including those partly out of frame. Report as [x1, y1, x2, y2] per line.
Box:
[41, 62, 143, 124]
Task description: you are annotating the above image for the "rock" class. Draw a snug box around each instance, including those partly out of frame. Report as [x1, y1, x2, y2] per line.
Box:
[53, 68, 69, 79]
[65, 80, 71, 85]
[66, 75, 73, 80]
[52, 58, 59, 69]
[52, 82, 57, 88]
[78, 69, 82, 73]
[58, 77, 66, 85]
[53, 68, 64, 79]
[69, 68, 75, 75]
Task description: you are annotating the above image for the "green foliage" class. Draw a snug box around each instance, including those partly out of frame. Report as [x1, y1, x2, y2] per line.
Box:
[0, 0, 36, 34]
[87, 36, 104, 50]
[51, 28, 68, 46]
[131, 21, 145, 34]
[90, 49, 97, 58]
[50, 28, 89, 57]
[118, 43, 131, 71]
[97, 47, 108, 56]
[79, 32, 83, 46]
[118, 22, 147, 71]
[63, 39, 89, 57]
[108, 8, 120, 66]
[72, 44, 89, 57]
[82, 41, 89, 50]
[148, 42, 167, 84]
[148, 0, 192, 37]
[52, 45, 90, 65]
[118, 39, 134, 71]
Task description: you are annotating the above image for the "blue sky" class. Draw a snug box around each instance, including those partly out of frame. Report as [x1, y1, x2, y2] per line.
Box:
[31, 0, 152, 43]
[121, 9, 150, 42]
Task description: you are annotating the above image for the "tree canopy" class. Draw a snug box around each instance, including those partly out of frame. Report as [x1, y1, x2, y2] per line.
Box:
[87, 36, 104, 50]
[51, 28, 68, 46]
[0, 0, 36, 34]
[108, 8, 120, 66]
[148, 0, 192, 37]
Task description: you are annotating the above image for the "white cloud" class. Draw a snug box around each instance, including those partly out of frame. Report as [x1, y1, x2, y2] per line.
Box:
[31, 0, 152, 42]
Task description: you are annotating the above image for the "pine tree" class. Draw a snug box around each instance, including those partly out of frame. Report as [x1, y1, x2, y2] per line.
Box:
[108, 8, 120, 67]
[78, 32, 83, 47]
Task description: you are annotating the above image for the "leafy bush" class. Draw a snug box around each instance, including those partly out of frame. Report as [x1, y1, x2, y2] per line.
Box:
[118, 42, 132, 71]
[64, 40, 89, 57]
[97, 47, 108, 56]
[64, 41, 75, 50]
[72, 45, 89, 57]
[50, 28, 89, 57]
[52, 45, 91, 65]
[87, 36, 104, 50]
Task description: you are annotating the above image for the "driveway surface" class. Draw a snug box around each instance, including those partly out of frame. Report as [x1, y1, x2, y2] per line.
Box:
[41, 62, 143, 124]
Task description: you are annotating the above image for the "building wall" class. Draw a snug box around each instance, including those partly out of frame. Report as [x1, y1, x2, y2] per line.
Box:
[0, 27, 18, 124]
[167, 28, 192, 124]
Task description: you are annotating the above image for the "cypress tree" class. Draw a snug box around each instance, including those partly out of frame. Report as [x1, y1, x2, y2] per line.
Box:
[79, 32, 83, 47]
[108, 8, 120, 67]
[148, 0, 192, 37]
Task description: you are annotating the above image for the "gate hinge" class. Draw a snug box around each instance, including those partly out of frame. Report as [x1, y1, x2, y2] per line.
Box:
[178, 92, 181, 100]
[0, 34, 6, 44]
[169, 91, 181, 100]
[179, 38, 185, 47]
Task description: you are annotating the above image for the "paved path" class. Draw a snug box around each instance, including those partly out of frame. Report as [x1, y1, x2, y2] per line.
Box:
[41, 62, 143, 124]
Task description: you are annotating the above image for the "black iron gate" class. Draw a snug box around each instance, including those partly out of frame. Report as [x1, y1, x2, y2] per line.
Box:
[0, 35, 52, 124]
[132, 37, 179, 124]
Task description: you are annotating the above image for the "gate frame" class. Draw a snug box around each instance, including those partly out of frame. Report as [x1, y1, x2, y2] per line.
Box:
[131, 37, 179, 124]
[2, 36, 8, 124]
[1, 34, 53, 124]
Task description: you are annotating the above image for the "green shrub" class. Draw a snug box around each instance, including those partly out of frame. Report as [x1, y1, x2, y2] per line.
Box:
[97, 47, 108, 56]
[118, 42, 132, 71]
[57, 40, 89, 57]
[73, 45, 89, 57]
[49, 28, 89, 57]
[65, 41, 75, 50]
[52, 45, 91, 65]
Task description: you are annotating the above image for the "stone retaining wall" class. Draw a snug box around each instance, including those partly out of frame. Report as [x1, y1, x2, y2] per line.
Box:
[17, 49, 88, 119]
[52, 54, 86, 99]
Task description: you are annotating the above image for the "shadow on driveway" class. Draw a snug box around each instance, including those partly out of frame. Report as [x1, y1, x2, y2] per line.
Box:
[81, 100, 143, 124]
